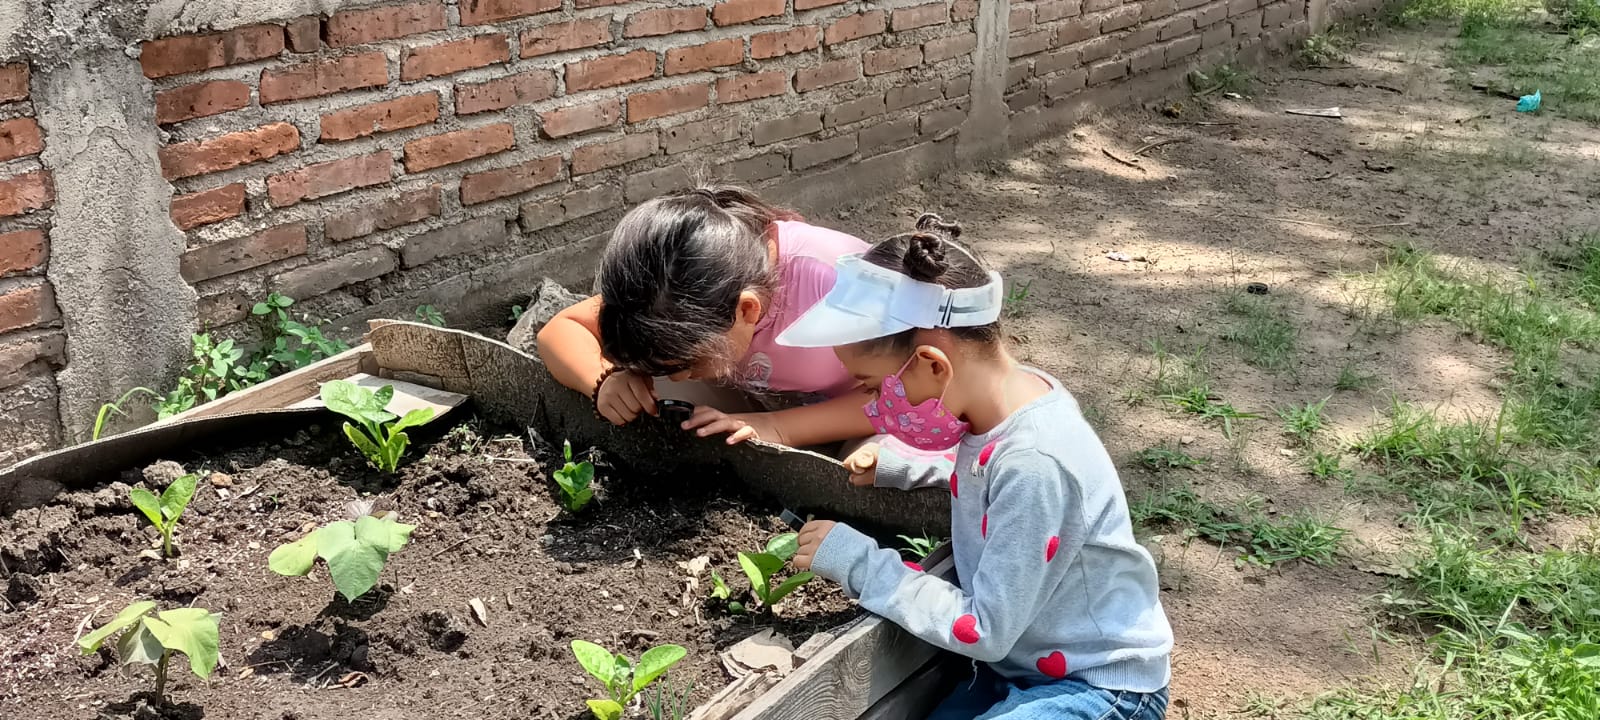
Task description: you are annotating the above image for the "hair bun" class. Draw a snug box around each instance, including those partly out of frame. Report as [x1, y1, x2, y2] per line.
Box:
[902, 233, 949, 282]
[915, 212, 962, 240]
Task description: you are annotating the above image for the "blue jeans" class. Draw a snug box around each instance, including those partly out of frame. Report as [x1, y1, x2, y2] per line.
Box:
[926, 666, 1169, 720]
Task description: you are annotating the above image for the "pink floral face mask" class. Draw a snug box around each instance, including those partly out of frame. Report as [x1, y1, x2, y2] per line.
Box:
[863, 356, 968, 450]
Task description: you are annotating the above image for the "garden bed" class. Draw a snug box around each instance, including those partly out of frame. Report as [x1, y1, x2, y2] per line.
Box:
[1, 414, 857, 719]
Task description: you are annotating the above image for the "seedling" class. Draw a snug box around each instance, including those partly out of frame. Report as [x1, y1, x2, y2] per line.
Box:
[1003, 279, 1034, 318]
[93, 387, 161, 440]
[510, 305, 525, 322]
[739, 533, 814, 609]
[130, 473, 197, 558]
[268, 514, 415, 601]
[1278, 396, 1331, 446]
[646, 677, 694, 720]
[571, 640, 687, 720]
[553, 440, 595, 512]
[415, 304, 445, 326]
[898, 534, 943, 559]
[320, 380, 435, 473]
[1136, 445, 1208, 471]
[77, 601, 219, 701]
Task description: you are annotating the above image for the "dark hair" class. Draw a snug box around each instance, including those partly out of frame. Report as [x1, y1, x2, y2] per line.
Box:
[597, 185, 798, 376]
[858, 213, 1003, 354]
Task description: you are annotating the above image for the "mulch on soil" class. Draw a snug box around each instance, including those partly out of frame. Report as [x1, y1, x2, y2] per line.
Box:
[1, 416, 857, 719]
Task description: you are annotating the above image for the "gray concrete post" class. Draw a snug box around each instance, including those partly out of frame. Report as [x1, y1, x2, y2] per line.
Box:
[958, 0, 1011, 163]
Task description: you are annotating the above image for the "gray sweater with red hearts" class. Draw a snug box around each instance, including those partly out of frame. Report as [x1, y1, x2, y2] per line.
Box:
[810, 372, 1173, 692]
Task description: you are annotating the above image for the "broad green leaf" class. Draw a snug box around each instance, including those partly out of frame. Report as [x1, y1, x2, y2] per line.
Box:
[765, 533, 799, 561]
[373, 384, 395, 411]
[129, 489, 164, 529]
[768, 572, 815, 605]
[321, 381, 394, 426]
[585, 699, 623, 720]
[251, 302, 270, 315]
[611, 655, 633, 698]
[564, 487, 594, 512]
[390, 408, 435, 434]
[382, 431, 411, 472]
[267, 531, 321, 576]
[738, 553, 770, 601]
[343, 422, 385, 465]
[146, 608, 220, 679]
[78, 601, 156, 653]
[314, 521, 357, 560]
[324, 538, 386, 601]
[355, 515, 415, 554]
[159, 473, 197, 523]
[1574, 644, 1600, 668]
[116, 622, 165, 667]
[571, 640, 616, 687]
[632, 644, 687, 693]
[571, 462, 594, 489]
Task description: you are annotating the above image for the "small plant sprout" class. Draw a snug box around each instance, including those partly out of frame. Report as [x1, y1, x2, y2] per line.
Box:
[320, 380, 435, 473]
[415, 304, 445, 326]
[77, 601, 219, 701]
[739, 533, 814, 610]
[130, 473, 197, 559]
[93, 387, 161, 441]
[1278, 396, 1331, 445]
[1136, 445, 1208, 471]
[647, 677, 694, 720]
[268, 514, 415, 601]
[510, 304, 525, 322]
[554, 440, 595, 512]
[1003, 279, 1034, 317]
[897, 534, 943, 559]
[570, 640, 687, 720]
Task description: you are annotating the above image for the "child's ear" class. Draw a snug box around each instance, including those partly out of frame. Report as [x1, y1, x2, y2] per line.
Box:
[915, 345, 953, 380]
[736, 291, 764, 326]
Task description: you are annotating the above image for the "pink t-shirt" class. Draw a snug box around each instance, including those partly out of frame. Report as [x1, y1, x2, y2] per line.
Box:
[734, 220, 866, 400]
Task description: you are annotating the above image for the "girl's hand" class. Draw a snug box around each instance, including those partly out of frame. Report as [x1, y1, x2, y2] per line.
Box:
[596, 370, 657, 425]
[842, 443, 879, 487]
[682, 406, 787, 445]
[792, 520, 837, 571]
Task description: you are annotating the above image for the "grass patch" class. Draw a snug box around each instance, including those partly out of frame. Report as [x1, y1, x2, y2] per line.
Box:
[1003, 279, 1033, 318]
[1132, 486, 1348, 567]
[1278, 396, 1330, 446]
[1147, 342, 1262, 438]
[1135, 444, 1209, 471]
[1308, 450, 1355, 483]
[1189, 63, 1254, 96]
[1221, 291, 1299, 372]
[1335, 360, 1377, 391]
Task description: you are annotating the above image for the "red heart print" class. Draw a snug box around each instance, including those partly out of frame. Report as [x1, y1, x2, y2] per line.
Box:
[949, 471, 959, 498]
[904, 561, 924, 572]
[1036, 651, 1068, 679]
[1046, 535, 1060, 561]
[981, 514, 988, 538]
[979, 440, 998, 466]
[952, 614, 981, 644]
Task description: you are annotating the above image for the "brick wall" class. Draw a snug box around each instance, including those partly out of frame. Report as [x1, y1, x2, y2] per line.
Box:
[0, 0, 1379, 461]
[0, 60, 67, 466]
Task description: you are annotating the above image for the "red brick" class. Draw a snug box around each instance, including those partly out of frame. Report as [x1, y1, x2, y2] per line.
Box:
[461, 0, 561, 25]
[1009, 30, 1052, 58]
[625, 8, 708, 38]
[0, 64, 26, 103]
[1122, 23, 1159, 52]
[1197, 1, 1229, 26]
[170, 184, 246, 230]
[566, 51, 656, 92]
[953, 0, 980, 21]
[628, 83, 710, 122]
[791, 134, 855, 169]
[155, 80, 251, 124]
[285, 16, 321, 53]
[325, 185, 441, 241]
[520, 185, 622, 230]
[716, 71, 788, 103]
[825, 11, 885, 45]
[1085, 0, 1122, 11]
[404, 123, 515, 172]
[260, 53, 389, 104]
[665, 39, 743, 75]
[0, 118, 43, 162]
[796, 0, 849, 8]
[540, 98, 622, 138]
[460, 155, 562, 205]
[925, 32, 977, 63]
[321, 94, 440, 142]
[1101, 4, 1143, 32]
[325, 2, 446, 47]
[1078, 35, 1119, 62]
[456, 70, 557, 115]
[662, 118, 741, 154]
[402, 35, 510, 81]
[0, 282, 58, 334]
[863, 46, 922, 75]
[1088, 59, 1127, 84]
[825, 93, 885, 127]
[752, 27, 819, 59]
[0, 230, 46, 274]
[266, 151, 392, 207]
[179, 224, 307, 283]
[0, 171, 52, 218]
[721, 152, 786, 183]
[1165, 34, 1203, 60]
[713, 0, 785, 26]
[1158, 13, 1197, 40]
[1057, 18, 1096, 45]
[1012, 5, 1035, 30]
[796, 58, 859, 91]
[1034, 47, 1081, 75]
[576, 0, 629, 5]
[1039, 0, 1084, 21]
[893, 3, 948, 30]
[572, 133, 657, 174]
[139, 25, 284, 79]
[521, 17, 614, 57]
[1144, 0, 1180, 20]
[1228, 0, 1255, 15]
[158, 123, 300, 180]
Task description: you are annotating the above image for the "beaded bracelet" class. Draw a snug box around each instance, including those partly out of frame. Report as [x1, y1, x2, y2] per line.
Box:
[591, 366, 619, 418]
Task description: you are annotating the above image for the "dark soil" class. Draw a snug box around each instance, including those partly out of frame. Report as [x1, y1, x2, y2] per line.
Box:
[0, 416, 857, 719]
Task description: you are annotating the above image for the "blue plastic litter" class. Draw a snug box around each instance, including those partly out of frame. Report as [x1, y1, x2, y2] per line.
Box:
[1517, 90, 1542, 113]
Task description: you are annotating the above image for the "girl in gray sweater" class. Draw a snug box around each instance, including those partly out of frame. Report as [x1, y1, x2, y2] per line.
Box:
[779, 215, 1173, 720]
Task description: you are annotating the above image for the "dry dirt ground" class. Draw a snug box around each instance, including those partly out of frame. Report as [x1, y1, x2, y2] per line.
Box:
[844, 21, 1600, 719]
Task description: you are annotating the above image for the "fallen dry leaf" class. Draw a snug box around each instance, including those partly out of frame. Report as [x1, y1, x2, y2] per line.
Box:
[469, 598, 489, 627]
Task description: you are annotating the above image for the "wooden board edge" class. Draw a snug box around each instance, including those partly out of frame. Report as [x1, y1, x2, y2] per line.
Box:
[155, 344, 372, 426]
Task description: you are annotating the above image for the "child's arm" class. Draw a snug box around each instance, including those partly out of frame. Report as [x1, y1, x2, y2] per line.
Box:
[535, 295, 607, 394]
[799, 451, 1083, 662]
[684, 388, 878, 447]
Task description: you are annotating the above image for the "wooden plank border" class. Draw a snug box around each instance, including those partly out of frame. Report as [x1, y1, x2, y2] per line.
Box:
[154, 343, 375, 425]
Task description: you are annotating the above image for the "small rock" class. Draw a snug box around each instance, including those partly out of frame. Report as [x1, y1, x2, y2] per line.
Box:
[5, 573, 43, 607]
[1245, 282, 1270, 295]
[208, 472, 233, 488]
[598, 590, 610, 598]
[142, 460, 187, 487]
[1179, 436, 1197, 445]
[611, 604, 625, 612]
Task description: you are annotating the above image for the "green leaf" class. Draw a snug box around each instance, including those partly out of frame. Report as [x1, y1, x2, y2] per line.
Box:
[325, 537, 386, 601]
[373, 384, 395, 411]
[610, 655, 633, 698]
[267, 531, 321, 576]
[145, 608, 220, 679]
[115, 622, 166, 667]
[78, 601, 156, 653]
[129, 489, 164, 530]
[390, 408, 435, 434]
[343, 422, 385, 466]
[571, 640, 617, 687]
[355, 515, 415, 554]
[1574, 644, 1600, 668]
[564, 487, 594, 512]
[738, 553, 773, 603]
[710, 571, 730, 601]
[633, 645, 687, 693]
[585, 699, 623, 720]
[765, 533, 799, 561]
[251, 302, 271, 315]
[381, 431, 410, 473]
[159, 473, 197, 523]
[767, 572, 815, 605]
[563, 439, 573, 463]
[321, 381, 395, 426]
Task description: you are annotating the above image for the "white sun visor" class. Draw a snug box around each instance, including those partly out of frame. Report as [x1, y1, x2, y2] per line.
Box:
[776, 253, 1005, 348]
